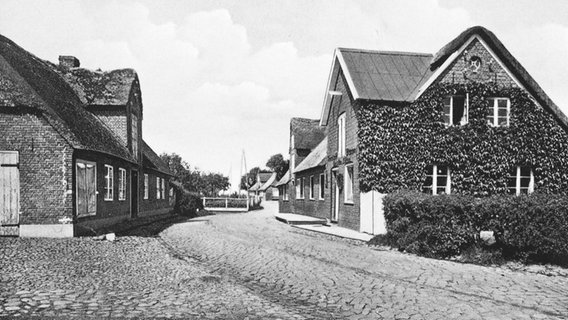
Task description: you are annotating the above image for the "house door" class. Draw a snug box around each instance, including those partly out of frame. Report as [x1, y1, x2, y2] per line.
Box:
[0, 151, 20, 235]
[131, 170, 138, 218]
[76, 160, 97, 218]
[331, 168, 339, 222]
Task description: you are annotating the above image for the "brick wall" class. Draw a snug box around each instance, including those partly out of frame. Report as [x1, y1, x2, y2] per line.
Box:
[278, 184, 291, 213]
[0, 109, 74, 225]
[293, 167, 331, 220]
[74, 150, 134, 223]
[437, 38, 518, 87]
[139, 169, 173, 215]
[90, 108, 128, 146]
[326, 69, 361, 231]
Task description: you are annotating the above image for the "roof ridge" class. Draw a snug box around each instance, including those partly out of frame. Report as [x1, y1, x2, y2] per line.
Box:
[338, 47, 433, 57]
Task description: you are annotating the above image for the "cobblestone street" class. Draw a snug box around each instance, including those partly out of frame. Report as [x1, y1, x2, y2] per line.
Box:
[2, 202, 568, 319]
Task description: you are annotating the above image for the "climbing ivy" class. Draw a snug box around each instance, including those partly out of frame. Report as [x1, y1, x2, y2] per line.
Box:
[357, 82, 568, 196]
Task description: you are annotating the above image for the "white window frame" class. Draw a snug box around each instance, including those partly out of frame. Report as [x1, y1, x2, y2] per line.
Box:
[443, 94, 469, 126]
[297, 178, 305, 199]
[156, 177, 161, 199]
[488, 97, 510, 127]
[344, 165, 354, 204]
[319, 173, 325, 200]
[424, 165, 451, 195]
[118, 168, 126, 201]
[508, 166, 534, 195]
[337, 112, 346, 157]
[162, 178, 166, 199]
[144, 174, 149, 200]
[309, 175, 315, 200]
[104, 165, 114, 201]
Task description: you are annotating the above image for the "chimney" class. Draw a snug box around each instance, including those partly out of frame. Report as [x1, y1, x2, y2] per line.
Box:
[58, 55, 80, 68]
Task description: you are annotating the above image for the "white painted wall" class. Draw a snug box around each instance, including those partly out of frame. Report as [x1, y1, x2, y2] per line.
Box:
[359, 191, 387, 235]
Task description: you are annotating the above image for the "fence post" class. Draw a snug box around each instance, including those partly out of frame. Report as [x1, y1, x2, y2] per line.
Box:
[202, 197, 206, 208]
[225, 198, 228, 209]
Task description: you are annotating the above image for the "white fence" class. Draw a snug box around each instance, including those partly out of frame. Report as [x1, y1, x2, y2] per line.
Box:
[202, 197, 249, 212]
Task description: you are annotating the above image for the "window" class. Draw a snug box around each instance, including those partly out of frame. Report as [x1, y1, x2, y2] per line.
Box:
[283, 184, 289, 201]
[487, 98, 510, 127]
[162, 179, 166, 199]
[76, 160, 97, 217]
[423, 165, 451, 195]
[338, 113, 346, 157]
[132, 114, 139, 159]
[344, 165, 354, 203]
[443, 95, 468, 126]
[508, 166, 534, 195]
[319, 173, 325, 200]
[144, 174, 149, 199]
[296, 178, 305, 199]
[118, 168, 126, 201]
[309, 176, 315, 200]
[104, 165, 114, 201]
[156, 177, 161, 199]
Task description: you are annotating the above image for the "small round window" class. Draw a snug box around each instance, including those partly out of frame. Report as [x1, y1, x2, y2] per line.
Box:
[469, 56, 482, 72]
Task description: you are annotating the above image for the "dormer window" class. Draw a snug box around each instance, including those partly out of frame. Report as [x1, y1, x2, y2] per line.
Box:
[487, 98, 510, 127]
[443, 95, 468, 126]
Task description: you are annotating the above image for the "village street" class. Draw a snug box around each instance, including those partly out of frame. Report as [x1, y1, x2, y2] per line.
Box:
[1, 202, 568, 319]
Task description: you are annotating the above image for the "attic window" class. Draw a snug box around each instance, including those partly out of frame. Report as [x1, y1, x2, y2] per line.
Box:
[443, 95, 468, 126]
[487, 98, 510, 127]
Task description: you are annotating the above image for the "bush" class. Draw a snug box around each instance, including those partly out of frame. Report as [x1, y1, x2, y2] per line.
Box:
[379, 191, 568, 265]
[174, 191, 203, 217]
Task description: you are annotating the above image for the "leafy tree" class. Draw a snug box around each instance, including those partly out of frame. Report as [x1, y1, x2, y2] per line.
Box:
[266, 153, 289, 180]
[240, 167, 260, 189]
[160, 153, 230, 197]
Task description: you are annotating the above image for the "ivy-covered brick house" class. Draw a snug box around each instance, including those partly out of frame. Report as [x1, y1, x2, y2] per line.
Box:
[290, 26, 568, 235]
[0, 34, 173, 237]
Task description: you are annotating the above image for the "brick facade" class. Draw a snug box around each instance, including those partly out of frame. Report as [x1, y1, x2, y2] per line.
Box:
[293, 167, 330, 220]
[90, 108, 128, 146]
[325, 69, 361, 231]
[139, 168, 172, 217]
[0, 109, 74, 225]
[438, 38, 518, 87]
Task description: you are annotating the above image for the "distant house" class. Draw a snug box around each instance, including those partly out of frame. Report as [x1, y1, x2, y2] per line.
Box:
[277, 117, 326, 215]
[0, 34, 173, 237]
[248, 172, 274, 200]
[279, 26, 568, 235]
[258, 171, 279, 201]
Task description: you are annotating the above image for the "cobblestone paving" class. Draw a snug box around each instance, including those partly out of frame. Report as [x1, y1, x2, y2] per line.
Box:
[2, 203, 568, 319]
[160, 202, 568, 320]
[0, 224, 304, 319]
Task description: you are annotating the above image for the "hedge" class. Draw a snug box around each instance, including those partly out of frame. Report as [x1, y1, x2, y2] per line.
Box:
[379, 191, 568, 265]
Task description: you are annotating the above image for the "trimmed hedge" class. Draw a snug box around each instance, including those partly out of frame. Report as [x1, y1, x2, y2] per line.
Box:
[174, 192, 204, 217]
[379, 191, 568, 265]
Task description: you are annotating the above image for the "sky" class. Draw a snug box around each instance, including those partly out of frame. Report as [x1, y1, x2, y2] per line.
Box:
[2, 0, 568, 184]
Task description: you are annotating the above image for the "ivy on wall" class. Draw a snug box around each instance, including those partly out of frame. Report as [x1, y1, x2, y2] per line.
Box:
[357, 82, 568, 196]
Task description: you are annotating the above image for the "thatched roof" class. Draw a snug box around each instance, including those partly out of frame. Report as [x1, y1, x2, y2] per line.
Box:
[142, 140, 173, 176]
[431, 26, 568, 129]
[291, 117, 326, 151]
[57, 67, 137, 106]
[259, 172, 277, 191]
[293, 138, 327, 173]
[0, 34, 134, 162]
[274, 170, 290, 187]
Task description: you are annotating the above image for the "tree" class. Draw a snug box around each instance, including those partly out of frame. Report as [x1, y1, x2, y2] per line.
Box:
[160, 153, 230, 197]
[266, 154, 289, 180]
[240, 167, 260, 190]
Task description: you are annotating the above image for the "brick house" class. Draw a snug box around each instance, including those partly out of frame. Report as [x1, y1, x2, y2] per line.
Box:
[285, 26, 568, 234]
[0, 34, 173, 237]
[276, 117, 326, 215]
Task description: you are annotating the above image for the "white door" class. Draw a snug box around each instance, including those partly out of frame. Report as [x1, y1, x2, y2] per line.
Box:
[0, 151, 20, 236]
